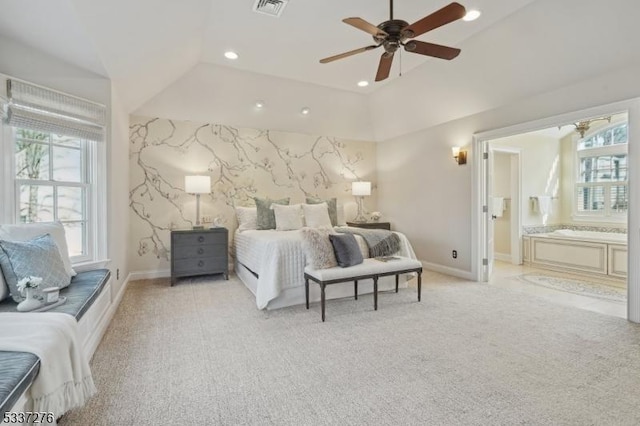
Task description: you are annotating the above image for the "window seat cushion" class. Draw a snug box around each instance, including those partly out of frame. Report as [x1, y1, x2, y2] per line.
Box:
[0, 352, 40, 417]
[0, 269, 110, 320]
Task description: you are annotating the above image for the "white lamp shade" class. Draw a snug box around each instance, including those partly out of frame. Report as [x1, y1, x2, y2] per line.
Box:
[185, 175, 211, 194]
[452, 147, 461, 157]
[352, 181, 371, 196]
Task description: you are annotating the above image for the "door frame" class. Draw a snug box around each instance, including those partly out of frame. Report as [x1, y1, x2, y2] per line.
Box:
[488, 146, 522, 274]
[471, 98, 640, 322]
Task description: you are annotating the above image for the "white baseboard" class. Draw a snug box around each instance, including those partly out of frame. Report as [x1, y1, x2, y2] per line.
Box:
[129, 269, 171, 281]
[420, 260, 474, 281]
[494, 252, 512, 262]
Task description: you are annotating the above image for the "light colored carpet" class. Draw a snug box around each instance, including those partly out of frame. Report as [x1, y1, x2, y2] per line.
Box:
[60, 272, 640, 426]
[517, 273, 627, 302]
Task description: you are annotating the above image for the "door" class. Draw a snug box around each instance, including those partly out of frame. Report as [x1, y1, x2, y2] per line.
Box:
[486, 149, 495, 279]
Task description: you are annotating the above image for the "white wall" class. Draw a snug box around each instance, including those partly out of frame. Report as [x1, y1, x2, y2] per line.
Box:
[492, 134, 562, 227]
[0, 35, 130, 296]
[377, 61, 640, 274]
[134, 63, 374, 142]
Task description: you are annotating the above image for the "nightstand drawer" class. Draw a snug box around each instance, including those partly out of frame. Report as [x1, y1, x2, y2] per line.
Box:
[172, 232, 226, 247]
[172, 243, 227, 260]
[172, 257, 227, 275]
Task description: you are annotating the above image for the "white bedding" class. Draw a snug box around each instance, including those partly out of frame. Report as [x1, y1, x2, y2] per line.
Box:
[234, 227, 417, 309]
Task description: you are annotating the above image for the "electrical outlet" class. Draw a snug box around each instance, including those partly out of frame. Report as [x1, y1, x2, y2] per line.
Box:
[452, 250, 458, 259]
[201, 216, 213, 223]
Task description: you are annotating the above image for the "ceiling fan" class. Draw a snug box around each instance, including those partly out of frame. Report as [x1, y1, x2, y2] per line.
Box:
[320, 1, 467, 82]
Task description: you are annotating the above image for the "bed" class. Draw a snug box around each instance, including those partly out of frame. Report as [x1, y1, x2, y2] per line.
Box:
[234, 227, 418, 309]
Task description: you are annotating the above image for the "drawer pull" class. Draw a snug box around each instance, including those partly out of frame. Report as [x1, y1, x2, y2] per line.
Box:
[198, 236, 205, 243]
[197, 248, 204, 255]
[198, 260, 204, 267]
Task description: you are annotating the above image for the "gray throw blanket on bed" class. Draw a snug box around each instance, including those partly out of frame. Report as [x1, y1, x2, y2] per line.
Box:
[337, 227, 400, 258]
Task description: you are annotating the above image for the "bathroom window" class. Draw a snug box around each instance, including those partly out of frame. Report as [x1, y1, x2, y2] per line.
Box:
[575, 122, 628, 220]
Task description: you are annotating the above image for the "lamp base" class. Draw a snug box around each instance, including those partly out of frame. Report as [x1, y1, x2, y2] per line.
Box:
[192, 225, 205, 230]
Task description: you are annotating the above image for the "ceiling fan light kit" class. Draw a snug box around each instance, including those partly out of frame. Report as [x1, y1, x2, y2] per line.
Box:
[320, 1, 468, 82]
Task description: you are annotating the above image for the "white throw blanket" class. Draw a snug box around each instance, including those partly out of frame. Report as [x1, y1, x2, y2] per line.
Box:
[0, 312, 97, 419]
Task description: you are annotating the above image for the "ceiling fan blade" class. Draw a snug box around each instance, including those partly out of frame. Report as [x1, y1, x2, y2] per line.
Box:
[375, 52, 394, 82]
[403, 2, 466, 39]
[404, 40, 461, 60]
[343, 17, 388, 37]
[319, 45, 380, 64]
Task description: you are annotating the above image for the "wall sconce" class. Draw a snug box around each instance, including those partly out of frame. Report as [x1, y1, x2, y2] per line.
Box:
[185, 175, 211, 229]
[452, 147, 467, 165]
[351, 181, 371, 223]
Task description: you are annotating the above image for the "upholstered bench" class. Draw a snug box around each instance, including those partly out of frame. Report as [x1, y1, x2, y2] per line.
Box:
[304, 257, 422, 321]
[0, 269, 111, 418]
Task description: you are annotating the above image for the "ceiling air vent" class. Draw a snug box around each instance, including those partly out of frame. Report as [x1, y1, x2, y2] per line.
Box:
[253, 0, 289, 18]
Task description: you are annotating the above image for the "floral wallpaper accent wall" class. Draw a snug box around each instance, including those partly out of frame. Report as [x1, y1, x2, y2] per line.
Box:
[129, 115, 377, 272]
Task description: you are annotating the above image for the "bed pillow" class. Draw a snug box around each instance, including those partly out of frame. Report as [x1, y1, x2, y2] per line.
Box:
[301, 228, 338, 270]
[329, 233, 364, 268]
[306, 197, 338, 226]
[254, 197, 290, 230]
[273, 204, 304, 231]
[235, 206, 258, 232]
[302, 203, 333, 228]
[0, 234, 71, 303]
[0, 221, 76, 279]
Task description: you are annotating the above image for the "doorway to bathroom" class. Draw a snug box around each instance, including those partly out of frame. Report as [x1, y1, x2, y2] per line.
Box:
[475, 106, 632, 319]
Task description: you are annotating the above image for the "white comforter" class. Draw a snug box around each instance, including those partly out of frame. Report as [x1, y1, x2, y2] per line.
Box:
[234, 228, 417, 309]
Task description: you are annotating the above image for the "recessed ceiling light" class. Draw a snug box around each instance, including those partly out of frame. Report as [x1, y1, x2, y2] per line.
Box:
[255, 100, 265, 108]
[301, 107, 310, 115]
[463, 10, 481, 21]
[357, 80, 369, 87]
[224, 51, 239, 60]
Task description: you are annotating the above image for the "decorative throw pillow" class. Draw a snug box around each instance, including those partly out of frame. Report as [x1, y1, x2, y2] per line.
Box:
[301, 227, 338, 270]
[273, 204, 304, 231]
[0, 234, 71, 303]
[302, 203, 333, 228]
[254, 197, 290, 230]
[329, 233, 364, 267]
[0, 221, 76, 279]
[235, 206, 258, 232]
[306, 197, 338, 226]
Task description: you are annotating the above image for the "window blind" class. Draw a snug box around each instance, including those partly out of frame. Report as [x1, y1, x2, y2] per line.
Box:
[5, 79, 106, 142]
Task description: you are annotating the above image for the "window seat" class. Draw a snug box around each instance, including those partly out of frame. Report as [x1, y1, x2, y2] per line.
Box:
[0, 269, 111, 417]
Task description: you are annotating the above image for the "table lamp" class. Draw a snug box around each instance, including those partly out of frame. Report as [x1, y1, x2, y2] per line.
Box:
[185, 175, 211, 229]
[352, 181, 371, 223]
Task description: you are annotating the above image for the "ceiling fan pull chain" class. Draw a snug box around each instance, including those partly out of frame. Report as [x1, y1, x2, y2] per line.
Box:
[399, 48, 402, 77]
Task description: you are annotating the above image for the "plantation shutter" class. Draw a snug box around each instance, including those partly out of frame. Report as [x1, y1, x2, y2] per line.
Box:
[5, 79, 106, 142]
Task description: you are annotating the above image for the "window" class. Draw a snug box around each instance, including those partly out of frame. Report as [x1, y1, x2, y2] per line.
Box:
[575, 121, 628, 220]
[14, 129, 90, 258]
[1, 77, 106, 265]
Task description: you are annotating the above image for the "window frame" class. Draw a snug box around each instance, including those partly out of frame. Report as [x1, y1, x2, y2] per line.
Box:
[572, 120, 628, 223]
[0, 78, 108, 269]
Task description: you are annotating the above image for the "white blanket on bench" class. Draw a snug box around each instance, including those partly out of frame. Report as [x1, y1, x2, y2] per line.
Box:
[0, 312, 96, 418]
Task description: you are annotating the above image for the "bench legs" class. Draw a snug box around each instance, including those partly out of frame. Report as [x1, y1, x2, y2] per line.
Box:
[418, 271, 422, 302]
[305, 277, 309, 309]
[321, 283, 326, 322]
[395, 275, 399, 293]
[373, 277, 378, 311]
[354, 280, 358, 300]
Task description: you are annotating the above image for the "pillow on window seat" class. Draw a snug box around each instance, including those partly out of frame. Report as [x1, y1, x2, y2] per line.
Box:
[0, 234, 71, 303]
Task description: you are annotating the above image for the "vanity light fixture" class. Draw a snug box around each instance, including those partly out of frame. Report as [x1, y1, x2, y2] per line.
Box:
[463, 10, 481, 21]
[452, 147, 467, 165]
[224, 51, 239, 60]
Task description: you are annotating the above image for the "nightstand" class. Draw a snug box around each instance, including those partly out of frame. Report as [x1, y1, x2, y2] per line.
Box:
[170, 228, 229, 286]
[346, 221, 391, 231]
